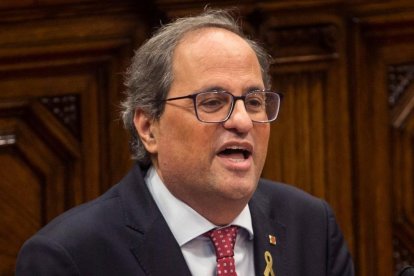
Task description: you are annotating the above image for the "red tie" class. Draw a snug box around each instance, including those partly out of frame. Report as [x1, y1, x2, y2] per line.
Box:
[205, 226, 239, 276]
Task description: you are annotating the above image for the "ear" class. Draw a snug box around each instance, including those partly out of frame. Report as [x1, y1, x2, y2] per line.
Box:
[133, 108, 158, 154]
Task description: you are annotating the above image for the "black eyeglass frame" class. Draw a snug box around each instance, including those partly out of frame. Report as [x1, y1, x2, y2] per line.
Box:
[164, 90, 283, 123]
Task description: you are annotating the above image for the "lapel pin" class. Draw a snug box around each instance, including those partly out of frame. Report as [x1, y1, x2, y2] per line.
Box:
[264, 251, 275, 276]
[268, 234, 277, 245]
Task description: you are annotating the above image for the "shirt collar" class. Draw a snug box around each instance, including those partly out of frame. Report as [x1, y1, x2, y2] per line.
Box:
[145, 166, 254, 246]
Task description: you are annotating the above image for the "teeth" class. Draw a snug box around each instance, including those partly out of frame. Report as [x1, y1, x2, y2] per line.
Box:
[218, 143, 253, 161]
[229, 158, 245, 162]
[227, 146, 247, 150]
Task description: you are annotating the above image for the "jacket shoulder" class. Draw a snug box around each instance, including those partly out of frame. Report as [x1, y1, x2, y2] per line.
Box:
[256, 178, 324, 210]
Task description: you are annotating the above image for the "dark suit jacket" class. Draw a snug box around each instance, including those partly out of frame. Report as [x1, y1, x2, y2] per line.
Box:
[16, 164, 354, 275]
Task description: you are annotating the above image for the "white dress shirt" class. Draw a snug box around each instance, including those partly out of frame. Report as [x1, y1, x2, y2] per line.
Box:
[145, 166, 255, 276]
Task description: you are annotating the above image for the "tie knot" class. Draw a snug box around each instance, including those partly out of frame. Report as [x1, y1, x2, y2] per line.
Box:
[205, 225, 239, 259]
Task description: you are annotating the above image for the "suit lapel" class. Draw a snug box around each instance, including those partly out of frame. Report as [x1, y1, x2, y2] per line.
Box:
[250, 190, 287, 276]
[118, 165, 192, 276]
[130, 216, 192, 276]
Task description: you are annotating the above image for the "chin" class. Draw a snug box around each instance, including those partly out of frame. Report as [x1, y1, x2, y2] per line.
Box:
[224, 179, 257, 199]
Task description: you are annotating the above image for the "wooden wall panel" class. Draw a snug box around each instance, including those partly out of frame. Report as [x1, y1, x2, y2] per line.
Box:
[0, 3, 150, 274]
[0, 151, 42, 273]
[253, 12, 355, 255]
[0, 102, 72, 274]
[390, 64, 414, 273]
[265, 71, 328, 195]
[351, 7, 414, 275]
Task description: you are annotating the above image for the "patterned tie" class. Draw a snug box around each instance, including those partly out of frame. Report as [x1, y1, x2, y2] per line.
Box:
[205, 225, 239, 276]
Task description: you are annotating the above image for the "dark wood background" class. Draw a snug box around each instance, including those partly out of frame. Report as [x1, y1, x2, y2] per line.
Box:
[1, 0, 413, 275]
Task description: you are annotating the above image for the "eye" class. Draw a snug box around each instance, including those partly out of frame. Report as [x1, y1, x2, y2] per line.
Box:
[245, 96, 265, 111]
[197, 93, 230, 113]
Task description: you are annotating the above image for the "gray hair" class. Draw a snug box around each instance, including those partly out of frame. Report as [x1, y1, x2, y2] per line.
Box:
[121, 9, 272, 166]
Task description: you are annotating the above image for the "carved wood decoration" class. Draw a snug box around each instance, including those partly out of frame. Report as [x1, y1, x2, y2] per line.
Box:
[260, 23, 339, 64]
[389, 64, 414, 274]
[388, 64, 414, 107]
[40, 95, 81, 138]
[0, 3, 150, 274]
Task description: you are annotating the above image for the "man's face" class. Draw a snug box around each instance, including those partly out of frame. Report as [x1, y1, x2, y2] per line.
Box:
[146, 28, 270, 219]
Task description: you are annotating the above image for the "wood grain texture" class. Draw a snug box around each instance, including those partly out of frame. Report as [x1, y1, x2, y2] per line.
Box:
[351, 6, 414, 275]
[0, 2, 149, 274]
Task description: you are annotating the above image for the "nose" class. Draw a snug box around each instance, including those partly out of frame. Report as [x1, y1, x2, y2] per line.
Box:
[223, 100, 253, 133]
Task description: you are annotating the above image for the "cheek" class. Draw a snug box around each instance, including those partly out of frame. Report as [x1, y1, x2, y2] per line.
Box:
[262, 128, 270, 148]
[157, 114, 214, 160]
[255, 126, 270, 158]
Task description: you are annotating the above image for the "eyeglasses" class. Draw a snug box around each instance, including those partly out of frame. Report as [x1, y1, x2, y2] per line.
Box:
[164, 90, 282, 123]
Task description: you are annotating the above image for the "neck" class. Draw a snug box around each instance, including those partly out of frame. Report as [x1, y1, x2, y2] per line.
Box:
[181, 194, 249, 226]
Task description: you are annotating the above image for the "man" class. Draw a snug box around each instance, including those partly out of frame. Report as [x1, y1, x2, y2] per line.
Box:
[16, 9, 354, 275]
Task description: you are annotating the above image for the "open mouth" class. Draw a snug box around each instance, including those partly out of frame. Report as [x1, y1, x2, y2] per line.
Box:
[218, 147, 252, 160]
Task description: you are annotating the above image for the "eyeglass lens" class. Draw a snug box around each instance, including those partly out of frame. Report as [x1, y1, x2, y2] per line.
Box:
[195, 91, 280, 123]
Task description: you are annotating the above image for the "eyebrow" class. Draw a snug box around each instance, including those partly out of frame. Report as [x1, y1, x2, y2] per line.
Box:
[198, 85, 265, 94]
[197, 86, 226, 93]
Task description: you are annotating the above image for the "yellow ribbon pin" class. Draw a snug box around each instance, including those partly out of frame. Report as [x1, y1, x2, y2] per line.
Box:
[264, 251, 275, 276]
